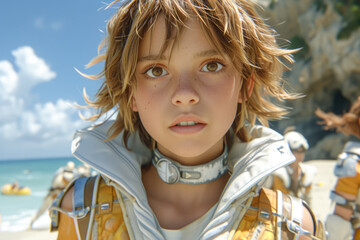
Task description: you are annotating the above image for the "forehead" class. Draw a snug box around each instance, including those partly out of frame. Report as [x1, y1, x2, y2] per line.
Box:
[138, 14, 168, 57]
[138, 14, 220, 59]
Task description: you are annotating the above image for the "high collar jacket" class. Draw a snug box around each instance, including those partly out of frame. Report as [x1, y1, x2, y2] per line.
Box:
[71, 121, 295, 240]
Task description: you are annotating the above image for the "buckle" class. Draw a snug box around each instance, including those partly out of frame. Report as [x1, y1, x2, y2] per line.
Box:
[72, 206, 90, 219]
[156, 158, 180, 184]
[287, 220, 301, 234]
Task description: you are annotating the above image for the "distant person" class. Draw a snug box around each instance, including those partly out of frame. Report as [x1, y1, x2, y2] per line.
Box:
[265, 128, 317, 204]
[76, 163, 95, 178]
[29, 161, 95, 229]
[325, 141, 360, 240]
[315, 96, 360, 138]
[29, 161, 78, 229]
[11, 181, 19, 191]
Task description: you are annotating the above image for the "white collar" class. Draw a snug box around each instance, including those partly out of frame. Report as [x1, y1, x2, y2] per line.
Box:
[152, 146, 228, 184]
[71, 121, 294, 207]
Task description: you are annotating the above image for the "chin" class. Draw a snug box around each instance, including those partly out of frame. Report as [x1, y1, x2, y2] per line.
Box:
[167, 143, 216, 160]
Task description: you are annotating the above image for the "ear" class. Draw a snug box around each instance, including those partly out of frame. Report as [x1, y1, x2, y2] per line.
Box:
[130, 96, 138, 112]
[238, 74, 255, 103]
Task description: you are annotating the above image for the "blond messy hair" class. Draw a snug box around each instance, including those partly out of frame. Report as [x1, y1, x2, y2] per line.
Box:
[83, 0, 297, 149]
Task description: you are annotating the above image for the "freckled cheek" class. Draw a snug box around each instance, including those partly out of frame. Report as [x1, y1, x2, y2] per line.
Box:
[210, 78, 240, 103]
[135, 86, 161, 112]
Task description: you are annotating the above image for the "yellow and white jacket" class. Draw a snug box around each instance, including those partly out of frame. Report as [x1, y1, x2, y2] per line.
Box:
[50, 121, 326, 239]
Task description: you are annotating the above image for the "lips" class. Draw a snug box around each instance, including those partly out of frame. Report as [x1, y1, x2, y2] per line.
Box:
[176, 121, 200, 126]
[169, 116, 206, 134]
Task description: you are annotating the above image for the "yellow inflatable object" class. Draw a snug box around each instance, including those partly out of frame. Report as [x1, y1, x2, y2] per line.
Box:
[1, 184, 32, 195]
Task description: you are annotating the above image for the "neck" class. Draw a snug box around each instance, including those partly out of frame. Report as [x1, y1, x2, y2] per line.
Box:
[290, 162, 299, 168]
[290, 162, 301, 179]
[157, 140, 224, 166]
[142, 164, 229, 228]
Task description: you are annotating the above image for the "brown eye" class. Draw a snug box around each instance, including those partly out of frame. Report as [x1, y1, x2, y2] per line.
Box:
[202, 62, 223, 72]
[207, 63, 218, 72]
[145, 66, 168, 78]
[152, 67, 163, 76]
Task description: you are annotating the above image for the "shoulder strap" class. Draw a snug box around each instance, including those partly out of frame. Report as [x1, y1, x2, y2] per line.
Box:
[74, 175, 127, 240]
[74, 175, 98, 240]
[248, 188, 325, 240]
[50, 177, 77, 232]
[283, 194, 303, 239]
[281, 192, 325, 240]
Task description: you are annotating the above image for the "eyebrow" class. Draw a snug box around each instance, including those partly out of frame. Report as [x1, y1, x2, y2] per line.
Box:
[195, 49, 220, 58]
[138, 54, 167, 62]
[138, 49, 221, 62]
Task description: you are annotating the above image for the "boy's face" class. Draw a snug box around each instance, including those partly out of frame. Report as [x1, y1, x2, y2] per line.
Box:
[292, 150, 306, 164]
[132, 15, 242, 164]
[290, 146, 306, 164]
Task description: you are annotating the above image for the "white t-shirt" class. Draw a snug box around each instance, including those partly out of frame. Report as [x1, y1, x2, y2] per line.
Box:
[159, 204, 217, 240]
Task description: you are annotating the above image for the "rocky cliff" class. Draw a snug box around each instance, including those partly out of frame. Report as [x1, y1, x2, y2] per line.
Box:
[256, 0, 360, 160]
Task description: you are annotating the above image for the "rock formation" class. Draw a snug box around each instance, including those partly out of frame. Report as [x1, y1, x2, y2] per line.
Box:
[256, 0, 360, 160]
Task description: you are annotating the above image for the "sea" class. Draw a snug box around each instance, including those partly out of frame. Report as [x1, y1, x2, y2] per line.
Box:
[0, 157, 83, 232]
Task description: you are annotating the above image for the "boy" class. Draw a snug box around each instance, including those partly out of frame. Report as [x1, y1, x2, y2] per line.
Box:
[326, 141, 360, 240]
[265, 129, 317, 204]
[50, 0, 325, 239]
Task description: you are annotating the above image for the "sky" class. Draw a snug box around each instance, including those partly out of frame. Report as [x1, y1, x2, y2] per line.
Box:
[0, 1, 120, 160]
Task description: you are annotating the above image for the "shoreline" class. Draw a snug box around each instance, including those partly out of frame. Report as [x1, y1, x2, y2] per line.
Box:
[0, 229, 57, 240]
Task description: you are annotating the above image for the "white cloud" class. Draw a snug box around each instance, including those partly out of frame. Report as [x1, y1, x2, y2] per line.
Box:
[0, 60, 18, 94]
[34, 17, 63, 31]
[34, 17, 45, 29]
[4, 99, 86, 141]
[12, 47, 56, 99]
[50, 21, 63, 31]
[13, 46, 56, 81]
[0, 46, 90, 160]
[0, 46, 57, 124]
[0, 60, 24, 123]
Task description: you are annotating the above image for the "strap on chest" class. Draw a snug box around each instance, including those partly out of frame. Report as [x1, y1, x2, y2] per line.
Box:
[75, 176, 98, 240]
[242, 188, 324, 240]
[75, 175, 128, 240]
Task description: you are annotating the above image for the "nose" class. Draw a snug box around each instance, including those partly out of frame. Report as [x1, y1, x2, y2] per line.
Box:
[171, 75, 200, 106]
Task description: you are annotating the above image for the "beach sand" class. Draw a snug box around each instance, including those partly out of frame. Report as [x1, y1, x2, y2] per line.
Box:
[305, 159, 337, 223]
[0, 159, 336, 239]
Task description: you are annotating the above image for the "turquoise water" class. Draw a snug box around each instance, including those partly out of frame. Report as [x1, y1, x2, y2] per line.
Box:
[0, 157, 82, 231]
